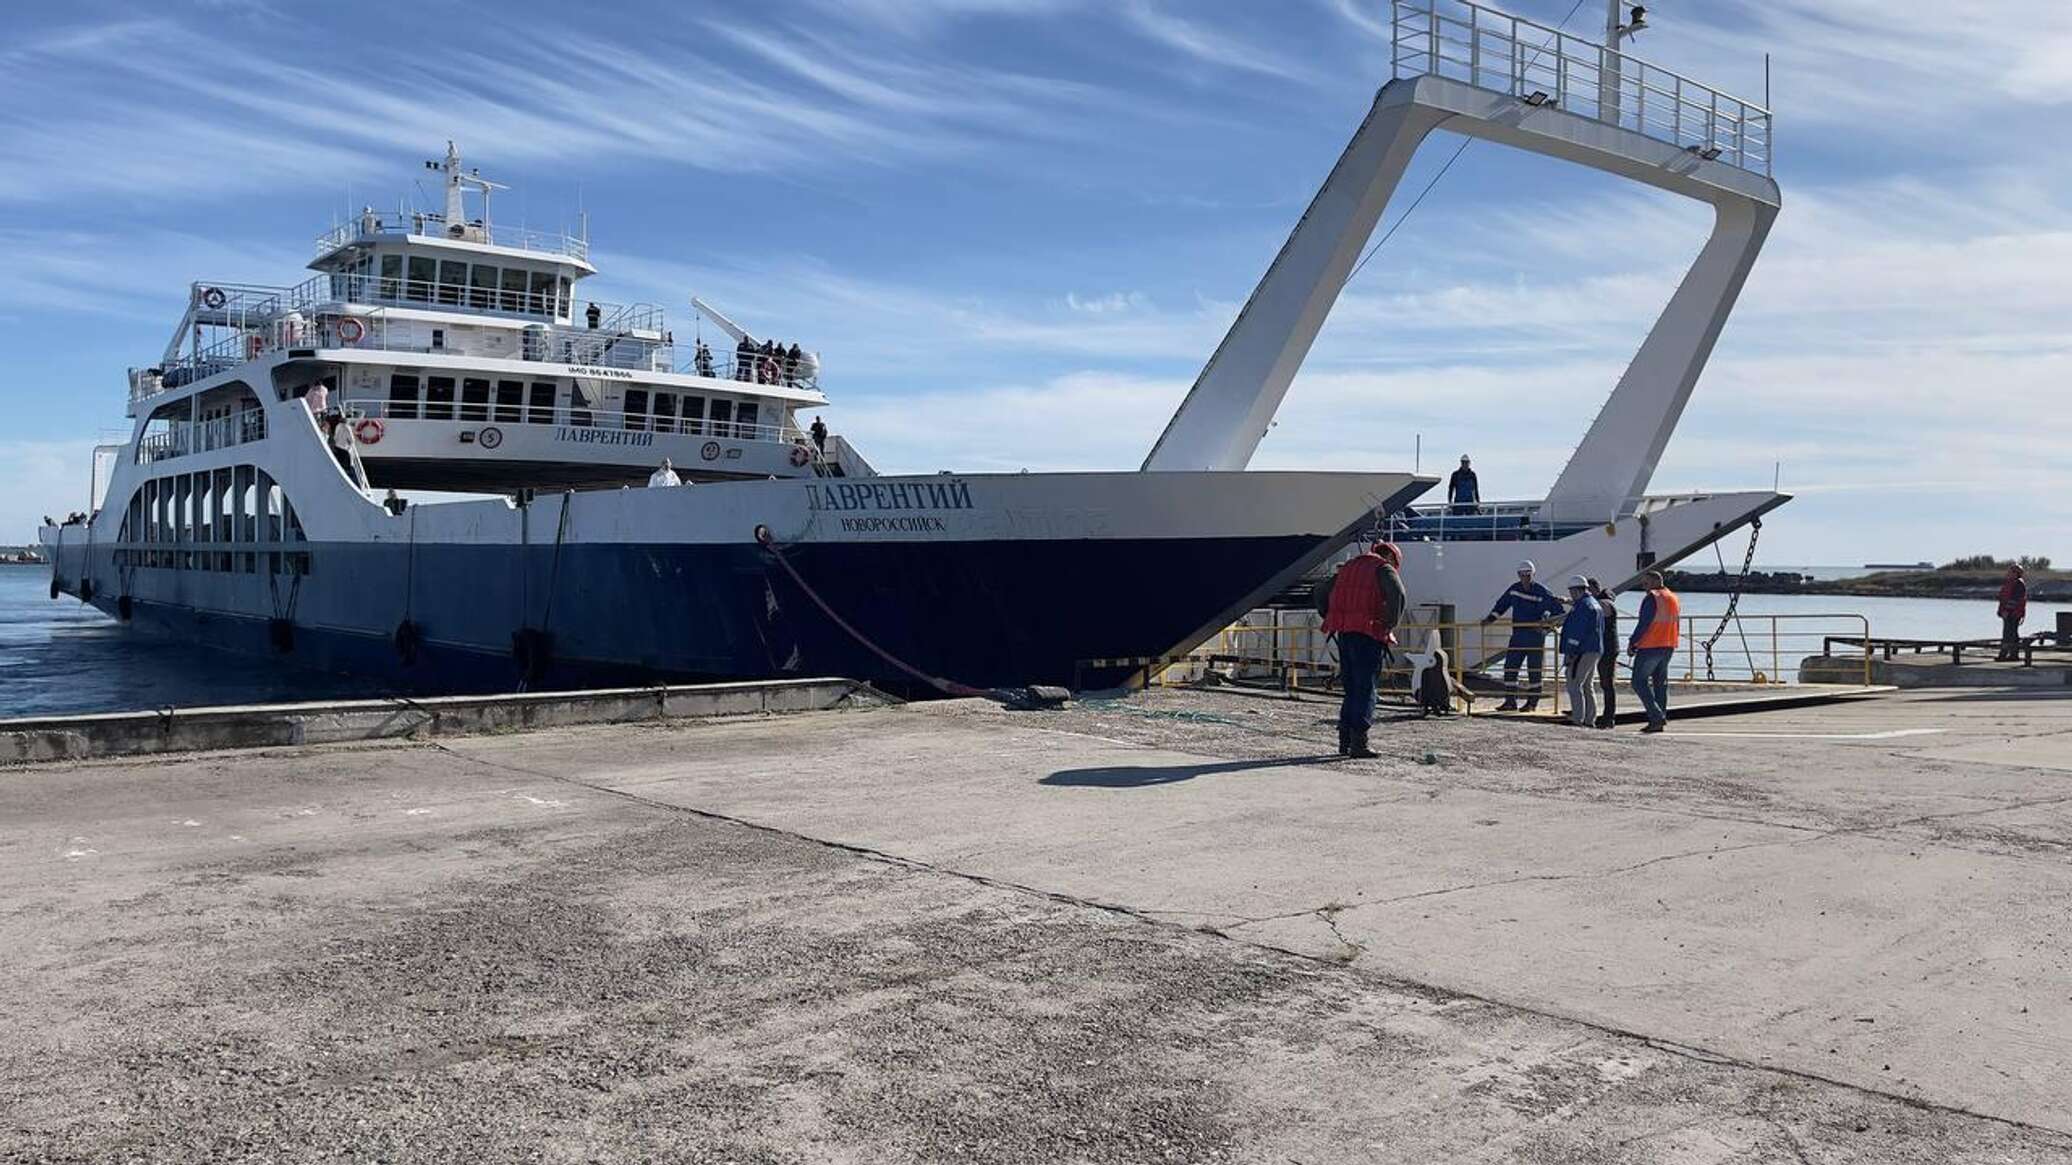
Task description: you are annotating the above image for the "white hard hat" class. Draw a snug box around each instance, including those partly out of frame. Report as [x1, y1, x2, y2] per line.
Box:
[1568, 574, 1590, 589]
[1516, 560, 1536, 574]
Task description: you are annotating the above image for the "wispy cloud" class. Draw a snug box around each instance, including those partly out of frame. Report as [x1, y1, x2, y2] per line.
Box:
[1120, 1, 1306, 82]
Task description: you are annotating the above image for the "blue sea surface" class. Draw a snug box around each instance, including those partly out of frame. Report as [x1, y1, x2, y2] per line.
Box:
[0, 566, 382, 719]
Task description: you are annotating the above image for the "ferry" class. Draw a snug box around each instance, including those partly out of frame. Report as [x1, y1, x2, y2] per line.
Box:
[39, 145, 1429, 695]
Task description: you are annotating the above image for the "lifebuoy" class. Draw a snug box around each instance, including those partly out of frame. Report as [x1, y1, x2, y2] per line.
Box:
[200, 286, 227, 310]
[788, 444, 811, 467]
[354, 417, 385, 445]
[336, 317, 366, 345]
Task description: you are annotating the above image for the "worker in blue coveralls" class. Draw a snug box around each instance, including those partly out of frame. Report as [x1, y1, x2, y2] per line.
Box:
[1482, 559, 1566, 712]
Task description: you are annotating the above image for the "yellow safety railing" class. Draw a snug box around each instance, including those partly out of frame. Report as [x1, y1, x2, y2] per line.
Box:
[1156, 611, 1878, 710]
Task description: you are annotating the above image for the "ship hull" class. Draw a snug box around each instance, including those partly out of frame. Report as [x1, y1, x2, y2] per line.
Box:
[48, 468, 1431, 696]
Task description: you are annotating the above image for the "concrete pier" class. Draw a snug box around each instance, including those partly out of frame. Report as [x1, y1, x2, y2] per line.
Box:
[5, 685, 2070, 1161]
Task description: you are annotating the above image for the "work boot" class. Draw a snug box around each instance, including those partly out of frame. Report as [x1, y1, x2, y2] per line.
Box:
[1521, 699, 1541, 714]
[1347, 727, 1378, 759]
[1336, 724, 1351, 757]
[1641, 721, 1666, 734]
[1496, 700, 1519, 713]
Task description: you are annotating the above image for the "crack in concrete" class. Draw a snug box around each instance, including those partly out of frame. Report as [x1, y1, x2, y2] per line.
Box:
[424, 736, 2072, 1145]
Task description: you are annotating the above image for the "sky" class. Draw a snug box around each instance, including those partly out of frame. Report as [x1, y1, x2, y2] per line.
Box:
[2, 0, 2067, 566]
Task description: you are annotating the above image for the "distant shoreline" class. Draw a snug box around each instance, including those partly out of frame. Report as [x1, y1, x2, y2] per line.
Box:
[1667, 566, 2069, 602]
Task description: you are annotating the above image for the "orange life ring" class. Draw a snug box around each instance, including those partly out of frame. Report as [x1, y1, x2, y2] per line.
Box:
[354, 418, 385, 445]
[788, 444, 811, 467]
[336, 317, 366, 345]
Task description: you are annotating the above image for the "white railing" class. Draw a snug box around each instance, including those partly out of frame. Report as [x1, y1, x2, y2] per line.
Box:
[315, 210, 588, 262]
[1389, 0, 1772, 175]
[1384, 491, 1727, 542]
[135, 411, 267, 464]
[345, 399, 810, 447]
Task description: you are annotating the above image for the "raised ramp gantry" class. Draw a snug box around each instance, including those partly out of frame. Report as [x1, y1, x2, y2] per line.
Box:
[1143, 0, 1780, 525]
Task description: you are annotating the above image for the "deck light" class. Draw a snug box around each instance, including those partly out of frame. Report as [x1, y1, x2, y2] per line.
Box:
[1524, 90, 1555, 107]
[1699, 145, 1723, 160]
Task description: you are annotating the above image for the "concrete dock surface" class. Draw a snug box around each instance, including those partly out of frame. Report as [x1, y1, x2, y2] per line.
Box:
[4, 686, 2070, 1162]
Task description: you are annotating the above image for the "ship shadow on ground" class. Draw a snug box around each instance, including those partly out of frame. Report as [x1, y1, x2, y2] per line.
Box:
[1041, 754, 1342, 788]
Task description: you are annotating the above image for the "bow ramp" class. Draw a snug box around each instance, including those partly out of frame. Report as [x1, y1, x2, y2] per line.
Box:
[1143, 0, 1779, 524]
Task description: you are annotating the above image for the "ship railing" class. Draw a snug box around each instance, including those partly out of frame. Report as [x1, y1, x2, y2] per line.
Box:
[1152, 612, 1874, 698]
[315, 210, 588, 262]
[343, 398, 809, 446]
[1389, 0, 1772, 175]
[134, 410, 268, 465]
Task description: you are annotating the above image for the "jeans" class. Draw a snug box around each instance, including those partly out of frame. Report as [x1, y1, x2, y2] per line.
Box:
[1566, 652, 1600, 725]
[1632, 647, 1674, 725]
[1596, 651, 1618, 723]
[1502, 643, 1544, 705]
[2000, 614, 2023, 660]
[1338, 632, 1385, 733]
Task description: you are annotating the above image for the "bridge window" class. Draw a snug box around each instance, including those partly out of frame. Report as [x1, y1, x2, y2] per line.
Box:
[557, 276, 572, 319]
[500, 268, 527, 313]
[623, 389, 648, 431]
[380, 254, 402, 299]
[681, 396, 705, 436]
[406, 256, 435, 302]
[736, 402, 759, 439]
[494, 379, 523, 423]
[461, 378, 491, 422]
[389, 374, 420, 420]
[652, 393, 676, 434]
[438, 261, 466, 305]
[529, 381, 556, 425]
[470, 264, 497, 310]
[708, 399, 732, 438]
[425, 376, 455, 421]
[529, 271, 554, 316]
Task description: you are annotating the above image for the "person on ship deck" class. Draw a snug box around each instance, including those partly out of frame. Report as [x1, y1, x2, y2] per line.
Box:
[1448, 455, 1481, 516]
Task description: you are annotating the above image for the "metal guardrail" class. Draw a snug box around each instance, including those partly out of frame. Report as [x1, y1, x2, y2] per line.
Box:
[130, 280, 820, 404]
[1159, 612, 1875, 710]
[1389, 0, 1772, 175]
[343, 399, 811, 447]
[315, 210, 588, 262]
[1825, 634, 2072, 669]
[135, 412, 267, 464]
[1384, 491, 1728, 541]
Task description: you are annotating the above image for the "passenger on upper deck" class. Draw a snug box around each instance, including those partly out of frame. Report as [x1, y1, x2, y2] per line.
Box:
[586, 302, 602, 330]
[810, 416, 827, 452]
[786, 342, 803, 386]
[1448, 456, 1480, 515]
[694, 341, 715, 378]
[304, 382, 329, 417]
[735, 336, 755, 381]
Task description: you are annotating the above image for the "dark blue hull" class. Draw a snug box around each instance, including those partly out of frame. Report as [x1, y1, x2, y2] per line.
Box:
[72, 534, 1333, 697]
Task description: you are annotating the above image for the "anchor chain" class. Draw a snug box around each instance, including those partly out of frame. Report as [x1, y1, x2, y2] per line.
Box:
[1701, 517, 1762, 681]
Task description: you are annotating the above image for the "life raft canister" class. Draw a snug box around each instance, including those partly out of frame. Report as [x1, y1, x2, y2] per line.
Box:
[336, 317, 366, 345]
[354, 417, 385, 445]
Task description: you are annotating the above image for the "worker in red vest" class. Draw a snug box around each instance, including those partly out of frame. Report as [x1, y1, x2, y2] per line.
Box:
[1626, 569, 1682, 734]
[1996, 563, 2029, 661]
[1322, 542, 1407, 758]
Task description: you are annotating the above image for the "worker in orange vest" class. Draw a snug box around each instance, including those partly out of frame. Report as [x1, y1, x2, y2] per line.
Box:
[1626, 569, 1682, 733]
[1321, 542, 1407, 758]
